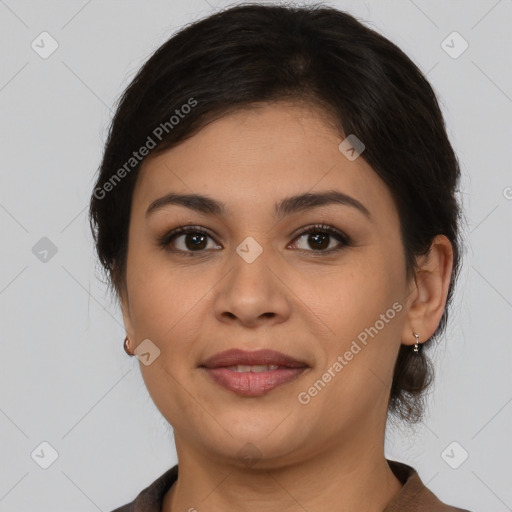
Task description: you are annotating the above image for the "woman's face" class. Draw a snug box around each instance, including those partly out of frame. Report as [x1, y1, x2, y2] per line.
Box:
[120, 101, 416, 467]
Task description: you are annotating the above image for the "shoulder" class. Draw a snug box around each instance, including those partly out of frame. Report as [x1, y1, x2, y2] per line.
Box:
[385, 459, 473, 512]
[108, 464, 179, 512]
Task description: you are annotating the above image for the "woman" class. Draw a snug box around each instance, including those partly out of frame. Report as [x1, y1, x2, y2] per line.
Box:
[89, 3, 471, 511]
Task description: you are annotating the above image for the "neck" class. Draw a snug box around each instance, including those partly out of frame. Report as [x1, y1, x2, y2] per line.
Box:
[162, 429, 403, 512]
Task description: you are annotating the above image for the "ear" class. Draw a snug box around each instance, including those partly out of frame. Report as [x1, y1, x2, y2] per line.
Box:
[401, 234, 454, 347]
[119, 284, 136, 343]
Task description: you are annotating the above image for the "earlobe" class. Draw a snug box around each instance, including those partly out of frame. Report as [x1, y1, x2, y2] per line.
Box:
[401, 235, 454, 346]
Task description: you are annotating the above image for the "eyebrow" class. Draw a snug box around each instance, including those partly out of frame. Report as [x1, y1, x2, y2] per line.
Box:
[146, 190, 372, 221]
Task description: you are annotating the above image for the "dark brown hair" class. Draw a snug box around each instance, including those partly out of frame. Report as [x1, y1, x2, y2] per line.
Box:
[89, 3, 464, 424]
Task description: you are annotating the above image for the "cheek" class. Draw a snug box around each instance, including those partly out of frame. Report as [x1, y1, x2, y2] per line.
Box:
[126, 245, 201, 335]
[314, 249, 406, 387]
[321, 253, 403, 331]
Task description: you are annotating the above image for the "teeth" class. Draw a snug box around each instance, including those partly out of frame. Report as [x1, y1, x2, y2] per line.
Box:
[226, 364, 281, 372]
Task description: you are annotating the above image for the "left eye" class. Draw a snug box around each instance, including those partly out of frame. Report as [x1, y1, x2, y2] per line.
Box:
[289, 225, 349, 252]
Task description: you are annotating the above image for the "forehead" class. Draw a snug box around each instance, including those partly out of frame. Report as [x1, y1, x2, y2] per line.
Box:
[133, 102, 395, 222]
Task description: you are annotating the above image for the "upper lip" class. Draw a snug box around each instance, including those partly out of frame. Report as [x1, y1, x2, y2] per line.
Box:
[200, 349, 308, 369]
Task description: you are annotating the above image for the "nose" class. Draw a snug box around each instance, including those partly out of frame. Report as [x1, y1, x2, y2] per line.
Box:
[212, 241, 291, 328]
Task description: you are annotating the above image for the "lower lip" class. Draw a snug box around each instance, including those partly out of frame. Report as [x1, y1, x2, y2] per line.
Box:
[202, 367, 308, 396]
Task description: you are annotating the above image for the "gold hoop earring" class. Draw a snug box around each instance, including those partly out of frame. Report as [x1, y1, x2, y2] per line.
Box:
[124, 336, 134, 356]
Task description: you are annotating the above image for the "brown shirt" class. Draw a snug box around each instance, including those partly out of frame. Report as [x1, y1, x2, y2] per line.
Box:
[110, 459, 471, 512]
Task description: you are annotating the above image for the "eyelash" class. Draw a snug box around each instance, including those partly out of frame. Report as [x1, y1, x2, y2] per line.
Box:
[158, 223, 350, 257]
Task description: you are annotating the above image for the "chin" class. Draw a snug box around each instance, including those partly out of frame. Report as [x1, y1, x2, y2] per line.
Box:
[197, 419, 309, 466]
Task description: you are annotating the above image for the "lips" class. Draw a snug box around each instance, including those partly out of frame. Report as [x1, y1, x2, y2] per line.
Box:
[200, 348, 308, 369]
[199, 349, 309, 397]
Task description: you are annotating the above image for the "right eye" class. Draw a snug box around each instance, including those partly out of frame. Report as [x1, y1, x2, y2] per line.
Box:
[158, 226, 222, 255]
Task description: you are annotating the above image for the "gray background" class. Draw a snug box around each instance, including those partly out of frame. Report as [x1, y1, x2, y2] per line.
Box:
[1, 0, 510, 510]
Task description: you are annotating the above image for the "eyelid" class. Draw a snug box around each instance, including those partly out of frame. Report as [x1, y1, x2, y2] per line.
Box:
[291, 223, 349, 242]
